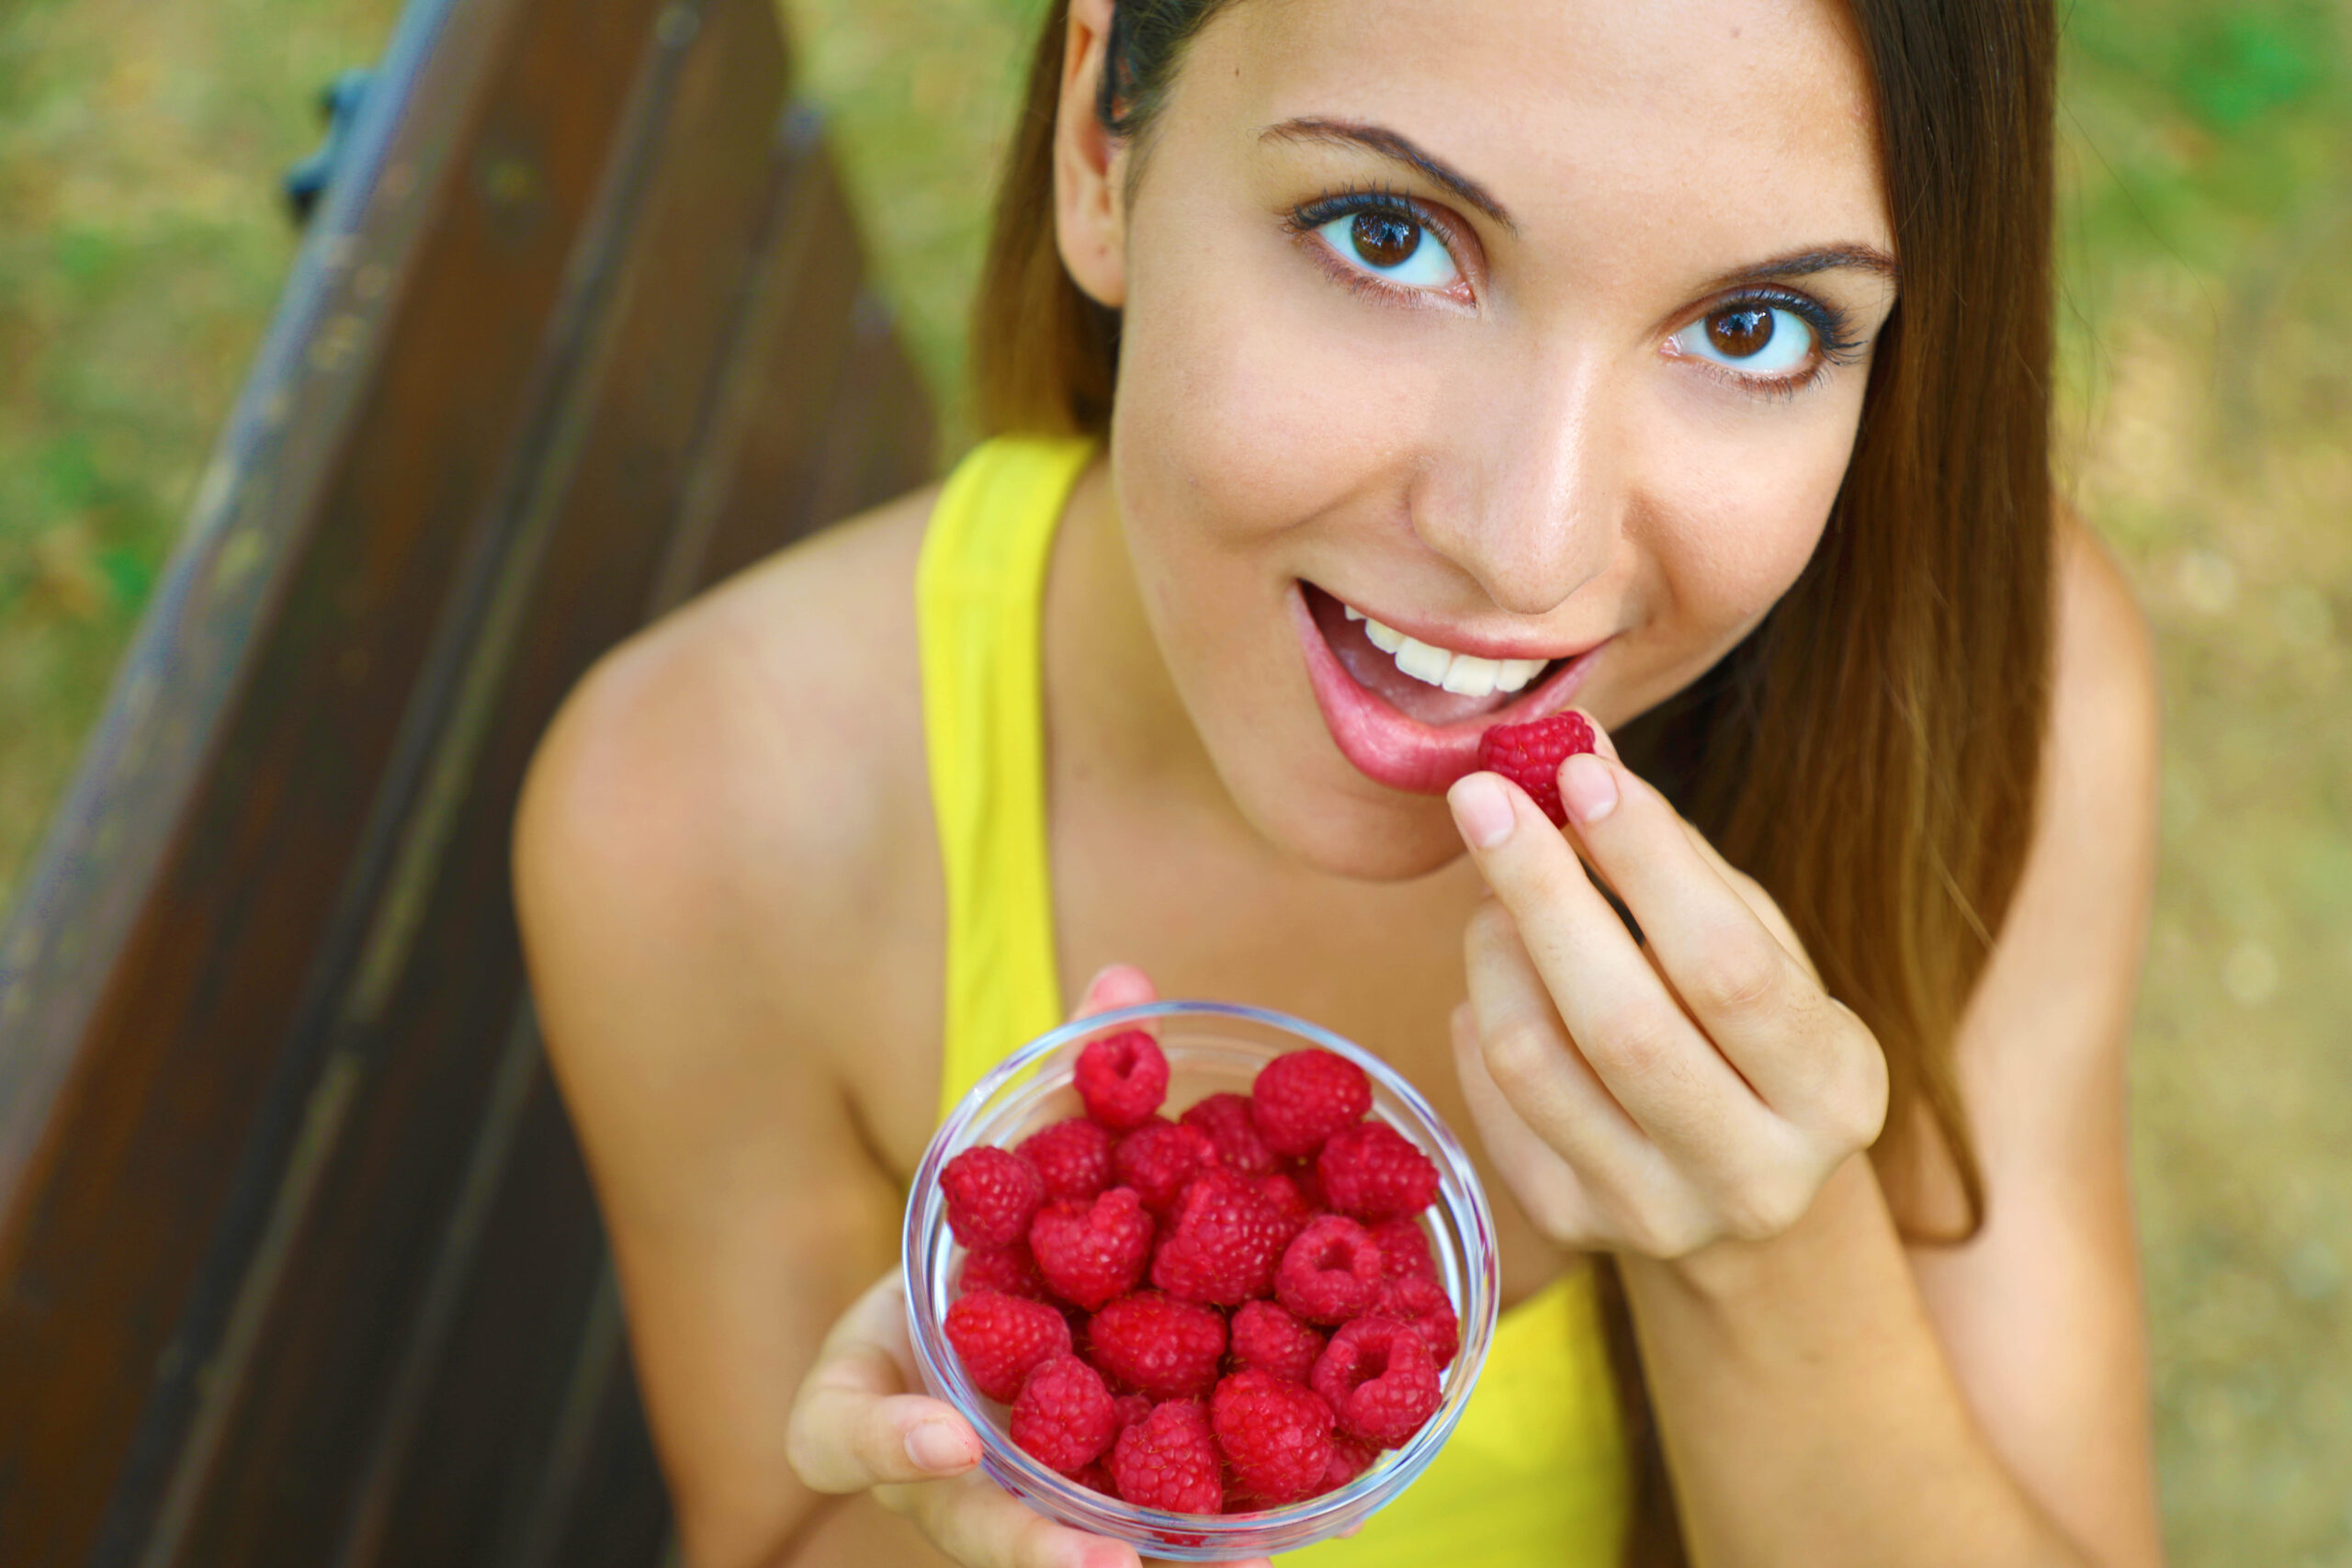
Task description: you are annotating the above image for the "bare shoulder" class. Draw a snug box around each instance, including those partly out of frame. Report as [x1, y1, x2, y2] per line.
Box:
[2002, 517, 2162, 1025]
[1977, 511, 2159, 1066]
[1886, 517, 2160, 1229]
[513, 488, 946, 1193]
[2046, 513, 2160, 795]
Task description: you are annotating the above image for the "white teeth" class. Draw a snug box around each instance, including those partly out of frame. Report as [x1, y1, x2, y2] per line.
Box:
[1349, 604, 1557, 695]
[1393, 637, 1454, 684]
[1497, 658, 1547, 693]
[1441, 655, 1500, 696]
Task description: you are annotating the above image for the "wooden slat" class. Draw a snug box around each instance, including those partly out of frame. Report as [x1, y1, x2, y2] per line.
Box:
[5, 0, 666, 1550]
[0, 0, 940, 1552]
[650, 105, 865, 605]
[132, 0, 801, 1556]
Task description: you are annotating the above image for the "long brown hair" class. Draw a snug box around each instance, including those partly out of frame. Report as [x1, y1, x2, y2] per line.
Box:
[973, 1, 2057, 1560]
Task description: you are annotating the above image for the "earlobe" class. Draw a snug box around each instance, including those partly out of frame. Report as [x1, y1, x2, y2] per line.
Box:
[1053, 0, 1129, 309]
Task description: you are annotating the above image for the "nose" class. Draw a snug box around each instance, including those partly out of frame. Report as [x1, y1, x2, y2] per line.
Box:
[1409, 348, 1623, 617]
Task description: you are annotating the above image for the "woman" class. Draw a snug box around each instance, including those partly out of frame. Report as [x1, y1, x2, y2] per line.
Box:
[514, 0, 2166, 1562]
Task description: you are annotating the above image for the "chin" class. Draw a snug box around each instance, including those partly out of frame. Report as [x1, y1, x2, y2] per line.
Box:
[1216, 745, 1480, 884]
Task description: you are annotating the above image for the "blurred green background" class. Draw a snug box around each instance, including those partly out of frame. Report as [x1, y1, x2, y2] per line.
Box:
[2, 0, 2346, 1560]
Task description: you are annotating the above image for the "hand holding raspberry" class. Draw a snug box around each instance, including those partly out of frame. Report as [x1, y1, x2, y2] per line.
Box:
[1450, 713, 1889, 1269]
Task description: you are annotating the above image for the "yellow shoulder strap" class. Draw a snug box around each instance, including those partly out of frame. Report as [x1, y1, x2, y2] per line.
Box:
[917, 435, 1099, 1122]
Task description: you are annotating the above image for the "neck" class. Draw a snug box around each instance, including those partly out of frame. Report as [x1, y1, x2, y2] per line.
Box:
[1044, 453, 1253, 830]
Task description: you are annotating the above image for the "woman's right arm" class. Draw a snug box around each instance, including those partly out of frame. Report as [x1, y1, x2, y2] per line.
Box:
[513, 583, 1159, 1568]
[514, 622, 913, 1567]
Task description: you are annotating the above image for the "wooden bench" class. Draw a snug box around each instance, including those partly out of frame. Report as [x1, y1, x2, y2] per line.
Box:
[0, 0, 933, 1559]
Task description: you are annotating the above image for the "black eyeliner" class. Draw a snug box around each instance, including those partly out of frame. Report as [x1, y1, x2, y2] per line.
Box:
[1282, 182, 1428, 235]
[1723, 284, 1863, 363]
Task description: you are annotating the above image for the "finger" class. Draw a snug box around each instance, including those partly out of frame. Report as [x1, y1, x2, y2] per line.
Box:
[1580, 719, 1807, 971]
[1449, 998, 1605, 1247]
[1460, 908, 1653, 1179]
[1449, 771, 1768, 1163]
[1654, 807, 1816, 982]
[882, 1472, 1141, 1568]
[788, 1275, 981, 1493]
[1075, 963, 1157, 1020]
[1551, 744, 1850, 1116]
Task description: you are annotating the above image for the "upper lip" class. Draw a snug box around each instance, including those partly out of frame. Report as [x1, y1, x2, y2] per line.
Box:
[1317, 582, 1607, 666]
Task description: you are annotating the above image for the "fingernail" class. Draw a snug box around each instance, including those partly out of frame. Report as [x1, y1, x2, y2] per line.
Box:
[906, 1419, 973, 1472]
[1559, 753, 1619, 824]
[1450, 773, 1516, 849]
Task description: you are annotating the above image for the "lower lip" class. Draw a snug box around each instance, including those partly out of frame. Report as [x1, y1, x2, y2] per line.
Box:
[1288, 584, 1603, 796]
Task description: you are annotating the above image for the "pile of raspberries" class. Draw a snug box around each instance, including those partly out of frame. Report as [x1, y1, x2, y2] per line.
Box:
[936, 1031, 1457, 1515]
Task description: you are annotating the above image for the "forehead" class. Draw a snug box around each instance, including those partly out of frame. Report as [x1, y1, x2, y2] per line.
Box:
[1187, 0, 1888, 276]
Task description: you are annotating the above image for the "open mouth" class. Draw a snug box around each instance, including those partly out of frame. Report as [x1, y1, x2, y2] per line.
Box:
[1292, 581, 1602, 795]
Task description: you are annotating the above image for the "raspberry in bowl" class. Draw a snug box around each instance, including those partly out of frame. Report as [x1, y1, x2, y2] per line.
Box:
[902, 1000, 1499, 1561]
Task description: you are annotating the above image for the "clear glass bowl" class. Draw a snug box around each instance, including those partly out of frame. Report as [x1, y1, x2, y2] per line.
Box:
[902, 999, 1499, 1562]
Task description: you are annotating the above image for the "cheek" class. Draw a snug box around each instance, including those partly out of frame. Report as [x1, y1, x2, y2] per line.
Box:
[1638, 391, 1864, 627]
[1113, 220, 1433, 555]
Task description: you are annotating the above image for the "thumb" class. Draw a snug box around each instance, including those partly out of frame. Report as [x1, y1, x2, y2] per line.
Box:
[1074, 963, 1158, 1020]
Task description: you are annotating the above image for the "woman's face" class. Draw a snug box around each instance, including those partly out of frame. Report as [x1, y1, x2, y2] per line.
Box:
[1080, 0, 1897, 879]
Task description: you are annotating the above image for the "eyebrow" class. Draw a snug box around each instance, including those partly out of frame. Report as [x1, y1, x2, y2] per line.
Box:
[1261, 117, 1517, 232]
[1705, 246, 1900, 292]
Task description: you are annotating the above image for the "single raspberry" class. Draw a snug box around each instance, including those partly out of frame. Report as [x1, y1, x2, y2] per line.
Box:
[1072, 1459, 1119, 1497]
[956, 1240, 1050, 1301]
[944, 1289, 1073, 1403]
[1210, 1370, 1335, 1505]
[1289, 1157, 1329, 1212]
[1114, 1121, 1219, 1213]
[1250, 1050, 1372, 1158]
[1113, 1392, 1155, 1431]
[1312, 1316, 1442, 1448]
[1476, 711, 1599, 827]
[1109, 1398, 1223, 1514]
[1180, 1092, 1280, 1177]
[1318, 1432, 1382, 1495]
[1228, 1299, 1327, 1384]
[1275, 1215, 1386, 1325]
[1088, 1291, 1228, 1399]
[1151, 1169, 1286, 1305]
[1074, 1028, 1169, 1131]
[1317, 1122, 1441, 1224]
[1017, 1117, 1114, 1202]
[940, 1146, 1046, 1248]
[1011, 1354, 1119, 1472]
[1372, 1218, 1438, 1281]
[1253, 1171, 1317, 1247]
[1374, 1274, 1461, 1365]
[1029, 1187, 1154, 1310]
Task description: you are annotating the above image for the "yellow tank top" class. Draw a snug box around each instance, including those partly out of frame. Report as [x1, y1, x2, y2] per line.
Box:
[918, 435, 1631, 1567]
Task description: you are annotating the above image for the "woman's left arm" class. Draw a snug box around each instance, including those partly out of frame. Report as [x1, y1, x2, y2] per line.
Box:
[1447, 526, 2164, 1568]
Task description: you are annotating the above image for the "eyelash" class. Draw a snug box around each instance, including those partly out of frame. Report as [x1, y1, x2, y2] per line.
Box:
[1280, 184, 1475, 309]
[1675, 287, 1865, 401]
[1280, 187, 1865, 400]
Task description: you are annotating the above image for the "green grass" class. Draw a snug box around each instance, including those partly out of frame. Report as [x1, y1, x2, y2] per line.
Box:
[2, 0, 2348, 1560]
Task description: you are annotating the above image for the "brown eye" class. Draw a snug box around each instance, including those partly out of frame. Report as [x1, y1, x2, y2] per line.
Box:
[1704, 306, 1775, 359]
[1350, 210, 1421, 270]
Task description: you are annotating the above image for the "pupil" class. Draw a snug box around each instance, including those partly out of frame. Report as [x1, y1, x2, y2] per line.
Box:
[1351, 211, 1419, 270]
[1706, 307, 1774, 358]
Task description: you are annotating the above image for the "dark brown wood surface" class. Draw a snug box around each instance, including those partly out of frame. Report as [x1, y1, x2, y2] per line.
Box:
[0, 0, 935, 1559]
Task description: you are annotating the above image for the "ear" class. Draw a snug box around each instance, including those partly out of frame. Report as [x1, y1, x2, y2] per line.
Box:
[1054, 0, 1130, 310]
